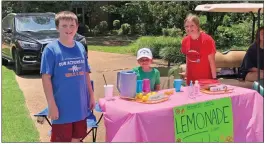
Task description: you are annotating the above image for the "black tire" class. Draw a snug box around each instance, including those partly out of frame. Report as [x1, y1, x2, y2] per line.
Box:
[14, 51, 24, 75]
[2, 58, 8, 66]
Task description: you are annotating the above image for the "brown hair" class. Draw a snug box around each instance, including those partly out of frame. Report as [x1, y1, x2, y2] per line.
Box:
[255, 26, 264, 45]
[184, 13, 200, 31]
[55, 11, 78, 27]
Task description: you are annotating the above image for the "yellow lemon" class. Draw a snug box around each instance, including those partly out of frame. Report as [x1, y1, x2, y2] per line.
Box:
[142, 95, 147, 100]
[136, 93, 144, 99]
[151, 92, 157, 95]
[146, 93, 152, 97]
[142, 96, 149, 102]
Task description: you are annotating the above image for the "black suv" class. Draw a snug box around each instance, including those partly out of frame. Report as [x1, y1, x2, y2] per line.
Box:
[2, 13, 88, 75]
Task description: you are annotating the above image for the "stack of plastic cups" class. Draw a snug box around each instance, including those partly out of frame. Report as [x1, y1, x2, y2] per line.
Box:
[143, 79, 151, 93]
[136, 80, 143, 94]
[104, 85, 114, 101]
[174, 79, 183, 92]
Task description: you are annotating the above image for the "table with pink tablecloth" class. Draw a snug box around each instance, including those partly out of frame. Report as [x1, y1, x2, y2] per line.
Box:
[99, 86, 263, 142]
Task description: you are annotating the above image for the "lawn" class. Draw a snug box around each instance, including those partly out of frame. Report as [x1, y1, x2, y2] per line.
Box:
[88, 45, 133, 54]
[86, 35, 138, 54]
[2, 66, 39, 142]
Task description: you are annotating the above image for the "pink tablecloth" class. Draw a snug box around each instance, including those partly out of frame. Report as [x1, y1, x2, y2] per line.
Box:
[99, 86, 263, 142]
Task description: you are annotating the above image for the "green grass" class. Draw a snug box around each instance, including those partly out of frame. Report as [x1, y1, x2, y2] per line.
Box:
[87, 36, 248, 56]
[2, 66, 39, 142]
[88, 45, 134, 54]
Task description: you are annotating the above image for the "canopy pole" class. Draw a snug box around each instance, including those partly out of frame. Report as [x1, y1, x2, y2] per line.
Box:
[257, 8, 261, 93]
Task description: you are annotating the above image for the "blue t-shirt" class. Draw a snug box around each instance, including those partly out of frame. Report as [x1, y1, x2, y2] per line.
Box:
[40, 40, 91, 124]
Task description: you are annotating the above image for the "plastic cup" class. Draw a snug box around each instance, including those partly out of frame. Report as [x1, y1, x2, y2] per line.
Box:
[174, 79, 183, 92]
[143, 79, 151, 93]
[136, 80, 143, 93]
[104, 85, 114, 100]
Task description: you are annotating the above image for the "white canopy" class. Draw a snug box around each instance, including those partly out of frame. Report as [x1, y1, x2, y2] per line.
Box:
[195, 3, 263, 13]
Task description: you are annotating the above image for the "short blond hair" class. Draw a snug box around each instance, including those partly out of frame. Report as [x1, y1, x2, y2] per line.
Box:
[55, 11, 78, 27]
[184, 13, 200, 30]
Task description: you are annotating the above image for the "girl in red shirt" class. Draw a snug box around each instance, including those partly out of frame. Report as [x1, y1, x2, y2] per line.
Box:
[181, 14, 217, 85]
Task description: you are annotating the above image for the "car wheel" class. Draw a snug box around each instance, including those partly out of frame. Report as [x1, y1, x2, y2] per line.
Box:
[2, 58, 8, 66]
[14, 51, 24, 75]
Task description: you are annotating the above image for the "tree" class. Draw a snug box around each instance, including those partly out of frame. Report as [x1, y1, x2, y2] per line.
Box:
[2, 1, 72, 18]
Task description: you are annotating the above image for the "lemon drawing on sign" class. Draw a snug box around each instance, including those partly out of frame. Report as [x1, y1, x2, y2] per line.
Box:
[176, 138, 182, 142]
[225, 136, 233, 142]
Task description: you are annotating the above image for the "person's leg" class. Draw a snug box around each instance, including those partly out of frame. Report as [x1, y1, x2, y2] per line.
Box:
[50, 123, 72, 142]
[72, 118, 87, 142]
[245, 71, 264, 82]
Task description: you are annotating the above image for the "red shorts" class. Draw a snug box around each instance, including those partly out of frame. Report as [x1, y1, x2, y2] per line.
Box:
[50, 118, 87, 142]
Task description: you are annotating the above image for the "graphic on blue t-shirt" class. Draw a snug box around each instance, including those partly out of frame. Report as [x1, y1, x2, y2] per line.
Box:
[40, 40, 91, 124]
[58, 58, 86, 77]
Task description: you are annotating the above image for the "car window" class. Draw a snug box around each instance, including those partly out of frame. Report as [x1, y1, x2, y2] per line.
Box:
[15, 15, 56, 32]
[2, 15, 14, 30]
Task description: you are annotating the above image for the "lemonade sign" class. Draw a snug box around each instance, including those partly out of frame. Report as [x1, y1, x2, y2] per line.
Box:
[173, 97, 234, 142]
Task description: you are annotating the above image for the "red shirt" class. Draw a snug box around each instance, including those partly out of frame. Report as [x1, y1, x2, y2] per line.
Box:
[181, 32, 216, 85]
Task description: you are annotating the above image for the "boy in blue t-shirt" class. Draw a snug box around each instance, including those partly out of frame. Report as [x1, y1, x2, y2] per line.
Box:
[40, 11, 95, 142]
[132, 48, 161, 91]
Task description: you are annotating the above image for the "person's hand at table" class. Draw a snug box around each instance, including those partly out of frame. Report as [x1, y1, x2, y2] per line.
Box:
[89, 94, 96, 110]
[179, 72, 187, 80]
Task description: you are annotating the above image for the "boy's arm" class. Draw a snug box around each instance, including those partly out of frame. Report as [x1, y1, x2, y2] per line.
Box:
[155, 84, 160, 91]
[40, 47, 58, 120]
[83, 47, 95, 110]
[155, 69, 161, 91]
[86, 72, 95, 110]
[42, 74, 58, 120]
[42, 74, 55, 105]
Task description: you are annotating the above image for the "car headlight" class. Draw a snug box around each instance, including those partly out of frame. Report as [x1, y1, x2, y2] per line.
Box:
[79, 37, 87, 45]
[17, 40, 40, 49]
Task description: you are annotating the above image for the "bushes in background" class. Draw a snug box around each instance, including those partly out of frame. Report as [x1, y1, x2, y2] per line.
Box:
[113, 20, 120, 30]
[130, 36, 185, 63]
[162, 26, 183, 37]
[99, 21, 108, 34]
[159, 45, 185, 64]
[120, 23, 131, 35]
[215, 21, 251, 50]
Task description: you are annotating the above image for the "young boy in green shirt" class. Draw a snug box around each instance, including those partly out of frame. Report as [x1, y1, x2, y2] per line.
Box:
[132, 48, 161, 91]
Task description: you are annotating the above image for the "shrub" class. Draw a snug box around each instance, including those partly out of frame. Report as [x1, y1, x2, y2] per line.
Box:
[162, 26, 182, 37]
[168, 64, 182, 79]
[131, 24, 143, 35]
[118, 29, 123, 35]
[130, 36, 183, 60]
[146, 24, 162, 35]
[162, 28, 169, 36]
[92, 25, 100, 36]
[99, 21, 108, 34]
[215, 21, 251, 50]
[113, 20, 120, 30]
[139, 23, 147, 35]
[110, 30, 119, 35]
[120, 23, 131, 35]
[159, 46, 185, 64]
[169, 27, 182, 37]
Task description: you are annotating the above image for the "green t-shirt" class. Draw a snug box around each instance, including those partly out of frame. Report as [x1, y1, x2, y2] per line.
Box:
[132, 66, 160, 91]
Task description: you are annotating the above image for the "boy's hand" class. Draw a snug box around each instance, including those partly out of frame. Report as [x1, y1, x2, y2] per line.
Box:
[89, 95, 96, 110]
[48, 103, 59, 120]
